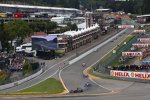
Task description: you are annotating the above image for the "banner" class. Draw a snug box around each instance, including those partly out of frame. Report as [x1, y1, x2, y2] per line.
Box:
[118, 25, 134, 28]
[138, 38, 150, 42]
[32, 35, 58, 51]
[122, 52, 143, 57]
[132, 43, 150, 48]
[110, 70, 150, 80]
[133, 30, 145, 33]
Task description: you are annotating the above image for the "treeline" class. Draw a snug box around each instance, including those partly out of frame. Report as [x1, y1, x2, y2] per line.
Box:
[80, 0, 149, 14]
[0, 0, 80, 8]
[80, 0, 144, 14]
[0, 0, 149, 14]
[142, 0, 150, 14]
[0, 20, 78, 51]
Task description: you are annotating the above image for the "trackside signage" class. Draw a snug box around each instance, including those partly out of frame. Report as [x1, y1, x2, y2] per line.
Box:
[133, 30, 145, 33]
[110, 70, 150, 80]
[122, 52, 143, 57]
[138, 38, 150, 42]
[132, 43, 150, 48]
[118, 25, 134, 28]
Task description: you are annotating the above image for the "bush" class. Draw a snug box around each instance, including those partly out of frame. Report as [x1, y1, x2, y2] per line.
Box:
[55, 49, 65, 57]
[31, 62, 39, 70]
[22, 61, 32, 75]
[144, 28, 150, 32]
[0, 70, 7, 80]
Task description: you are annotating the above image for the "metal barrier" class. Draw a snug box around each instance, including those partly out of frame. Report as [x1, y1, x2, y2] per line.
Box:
[94, 35, 139, 74]
[0, 68, 43, 90]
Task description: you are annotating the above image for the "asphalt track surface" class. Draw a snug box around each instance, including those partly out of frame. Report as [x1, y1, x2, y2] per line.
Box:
[1, 27, 150, 100]
[1, 81, 150, 100]
[60, 28, 134, 94]
[1, 29, 150, 100]
[0, 19, 132, 94]
[0, 28, 124, 93]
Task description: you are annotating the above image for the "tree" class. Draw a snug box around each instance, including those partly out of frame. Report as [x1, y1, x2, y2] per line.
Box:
[142, 0, 150, 14]
[29, 21, 57, 33]
[46, 21, 57, 33]
[4, 20, 33, 44]
[23, 61, 32, 75]
[56, 23, 77, 33]
[0, 0, 144, 14]
[67, 23, 78, 30]
[69, 0, 79, 9]
[0, 20, 12, 51]
[59, 26, 70, 33]
[0, 0, 81, 8]
[29, 22, 38, 32]
[0, 20, 4, 42]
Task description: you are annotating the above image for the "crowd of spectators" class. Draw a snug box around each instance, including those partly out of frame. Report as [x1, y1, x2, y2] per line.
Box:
[112, 64, 150, 72]
[0, 52, 25, 72]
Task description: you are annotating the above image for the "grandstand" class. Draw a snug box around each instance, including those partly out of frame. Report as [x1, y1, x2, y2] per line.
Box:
[0, 3, 81, 17]
[137, 14, 150, 26]
[95, 8, 112, 13]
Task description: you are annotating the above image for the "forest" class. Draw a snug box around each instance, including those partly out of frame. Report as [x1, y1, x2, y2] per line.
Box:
[0, 0, 149, 14]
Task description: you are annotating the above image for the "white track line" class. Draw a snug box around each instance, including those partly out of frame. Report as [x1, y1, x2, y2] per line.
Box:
[59, 29, 128, 93]
[89, 78, 112, 92]
[16, 69, 59, 92]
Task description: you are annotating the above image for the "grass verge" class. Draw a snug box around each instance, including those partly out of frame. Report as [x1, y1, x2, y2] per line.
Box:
[89, 34, 136, 77]
[8, 78, 65, 95]
[101, 35, 134, 62]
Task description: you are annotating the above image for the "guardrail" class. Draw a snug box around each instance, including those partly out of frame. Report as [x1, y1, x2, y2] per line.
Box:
[0, 68, 43, 90]
[94, 35, 139, 74]
[93, 70, 150, 83]
[69, 28, 128, 65]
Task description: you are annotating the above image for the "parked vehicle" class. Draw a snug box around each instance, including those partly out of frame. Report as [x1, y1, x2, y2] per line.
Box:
[16, 43, 36, 56]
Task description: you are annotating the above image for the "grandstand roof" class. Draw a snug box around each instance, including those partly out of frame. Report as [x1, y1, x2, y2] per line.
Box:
[137, 14, 150, 18]
[0, 3, 80, 11]
[96, 8, 111, 12]
[63, 24, 99, 37]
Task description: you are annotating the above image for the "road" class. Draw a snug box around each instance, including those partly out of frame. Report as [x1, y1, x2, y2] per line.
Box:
[1, 25, 150, 100]
[0, 28, 134, 94]
[0, 28, 124, 93]
[1, 80, 150, 100]
[61, 28, 134, 94]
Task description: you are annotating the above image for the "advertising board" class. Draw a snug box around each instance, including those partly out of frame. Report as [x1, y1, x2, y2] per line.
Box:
[110, 70, 150, 80]
[122, 52, 143, 57]
[133, 30, 145, 33]
[118, 25, 134, 28]
[138, 38, 150, 42]
[132, 43, 149, 48]
[32, 35, 57, 51]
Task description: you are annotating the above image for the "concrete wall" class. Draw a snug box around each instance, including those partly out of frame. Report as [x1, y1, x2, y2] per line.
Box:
[93, 70, 150, 83]
[0, 68, 43, 90]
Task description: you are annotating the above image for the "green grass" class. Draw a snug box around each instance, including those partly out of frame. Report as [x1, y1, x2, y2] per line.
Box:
[11, 78, 65, 95]
[114, 35, 133, 50]
[101, 35, 134, 62]
[112, 58, 122, 66]
[111, 35, 134, 66]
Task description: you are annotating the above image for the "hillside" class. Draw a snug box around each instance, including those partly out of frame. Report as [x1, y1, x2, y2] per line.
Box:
[0, 0, 147, 14]
[0, 0, 80, 8]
